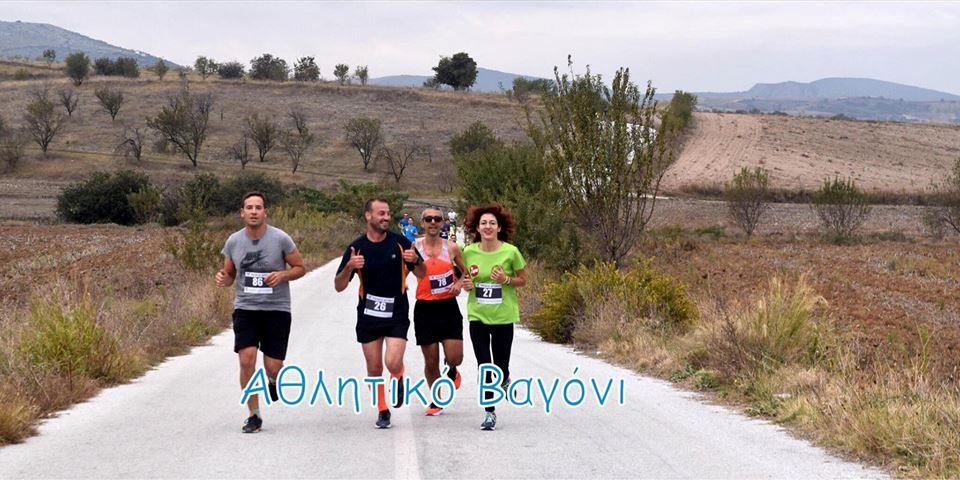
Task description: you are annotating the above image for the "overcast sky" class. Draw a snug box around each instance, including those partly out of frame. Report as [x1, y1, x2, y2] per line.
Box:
[3, 1, 958, 94]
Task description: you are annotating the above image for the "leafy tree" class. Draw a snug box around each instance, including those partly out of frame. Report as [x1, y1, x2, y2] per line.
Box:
[509, 77, 553, 103]
[449, 121, 502, 157]
[94, 87, 125, 120]
[334, 63, 350, 84]
[146, 90, 214, 167]
[726, 166, 770, 237]
[344, 117, 382, 170]
[152, 59, 169, 80]
[194, 56, 218, 80]
[23, 88, 67, 156]
[354, 65, 369, 86]
[293, 56, 320, 81]
[530, 59, 677, 267]
[661, 90, 698, 134]
[431, 52, 477, 91]
[64, 52, 91, 86]
[250, 54, 289, 81]
[811, 177, 872, 242]
[114, 57, 140, 78]
[94, 57, 113, 75]
[244, 113, 280, 162]
[217, 61, 245, 79]
[58, 88, 80, 117]
[42, 49, 56, 64]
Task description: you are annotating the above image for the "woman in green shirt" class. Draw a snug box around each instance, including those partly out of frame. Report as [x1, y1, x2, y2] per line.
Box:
[461, 203, 527, 431]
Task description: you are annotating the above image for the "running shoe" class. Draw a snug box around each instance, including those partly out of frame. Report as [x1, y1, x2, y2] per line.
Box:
[268, 380, 279, 402]
[448, 369, 462, 390]
[242, 414, 262, 433]
[424, 404, 443, 416]
[376, 409, 392, 429]
[393, 376, 405, 409]
[480, 411, 497, 431]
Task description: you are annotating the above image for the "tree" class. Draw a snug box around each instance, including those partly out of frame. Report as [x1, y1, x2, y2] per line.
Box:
[354, 65, 369, 86]
[293, 56, 320, 81]
[250, 54, 289, 81]
[94, 57, 113, 75]
[114, 57, 140, 78]
[94, 86, 125, 121]
[431, 52, 477, 91]
[58, 88, 80, 117]
[811, 177, 872, 242]
[530, 60, 677, 267]
[152, 59, 169, 80]
[661, 90, 698, 135]
[23, 88, 67, 157]
[194, 56, 218, 80]
[379, 140, 423, 183]
[334, 63, 350, 85]
[217, 61, 245, 79]
[281, 109, 315, 173]
[449, 121, 502, 156]
[344, 117, 382, 170]
[64, 52, 91, 86]
[146, 90, 214, 167]
[228, 136, 252, 170]
[925, 157, 960, 235]
[508, 77, 553, 103]
[726, 166, 770, 237]
[115, 126, 146, 162]
[42, 49, 56, 64]
[244, 113, 280, 162]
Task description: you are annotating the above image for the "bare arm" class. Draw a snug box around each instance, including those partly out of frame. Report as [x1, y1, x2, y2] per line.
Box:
[215, 257, 237, 287]
[335, 247, 363, 292]
[266, 249, 306, 287]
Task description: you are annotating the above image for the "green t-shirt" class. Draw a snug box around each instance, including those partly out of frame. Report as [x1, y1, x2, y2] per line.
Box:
[463, 242, 527, 325]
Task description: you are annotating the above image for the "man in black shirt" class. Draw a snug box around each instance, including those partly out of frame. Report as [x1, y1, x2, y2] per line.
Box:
[335, 198, 425, 428]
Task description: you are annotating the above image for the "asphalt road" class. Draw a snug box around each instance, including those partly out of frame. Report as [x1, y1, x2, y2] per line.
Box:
[0, 260, 886, 479]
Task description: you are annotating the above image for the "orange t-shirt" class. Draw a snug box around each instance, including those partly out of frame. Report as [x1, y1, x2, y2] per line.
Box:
[415, 238, 457, 301]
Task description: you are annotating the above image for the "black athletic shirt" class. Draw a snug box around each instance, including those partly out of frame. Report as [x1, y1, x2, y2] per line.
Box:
[337, 230, 420, 323]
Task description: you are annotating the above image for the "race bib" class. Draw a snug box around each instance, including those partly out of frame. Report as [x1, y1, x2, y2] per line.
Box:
[429, 271, 455, 295]
[243, 271, 273, 294]
[476, 283, 503, 305]
[364, 294, 396, 319]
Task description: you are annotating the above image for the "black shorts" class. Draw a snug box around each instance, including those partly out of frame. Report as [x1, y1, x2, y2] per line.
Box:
[232, 309, 292, 360]
[413, 298, 464, 346]
[356, 319, 410, 344]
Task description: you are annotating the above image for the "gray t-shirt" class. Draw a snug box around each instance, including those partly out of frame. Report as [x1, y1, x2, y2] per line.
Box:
[221, 225, 297, 312]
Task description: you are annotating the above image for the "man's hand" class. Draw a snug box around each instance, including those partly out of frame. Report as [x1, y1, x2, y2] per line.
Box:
[265, 271, 286, 288]
[461, 276, 474, 291]
[347, 247, 365, 271]
[403, 247, 420, 265]
[215, 269, 233, 287]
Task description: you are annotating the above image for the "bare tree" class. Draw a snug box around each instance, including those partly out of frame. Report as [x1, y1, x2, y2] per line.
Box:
[379, 140, 423, 183]
[927, 157, 960, 235]
[145, 89, 214, 167]
[726, 166, 770, 237]
[23, 87, 66, 157]
[228, 135, 252, 170]
[94, 86, 125, 121]
[244, 113, 279, 162]
[58, 88, 80, 117]
[281, 109, 315, 173]
[344, 117, 382, 170]
[115, 125, 146, 162]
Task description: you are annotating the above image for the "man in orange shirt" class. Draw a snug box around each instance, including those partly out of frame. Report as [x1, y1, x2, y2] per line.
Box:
[412, 207, 468, 416]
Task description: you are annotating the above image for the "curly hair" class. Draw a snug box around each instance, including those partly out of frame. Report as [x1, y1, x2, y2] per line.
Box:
[464, 202, 515, 243]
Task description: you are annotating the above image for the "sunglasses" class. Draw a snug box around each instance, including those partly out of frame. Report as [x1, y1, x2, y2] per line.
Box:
[422, 216, 444, 223]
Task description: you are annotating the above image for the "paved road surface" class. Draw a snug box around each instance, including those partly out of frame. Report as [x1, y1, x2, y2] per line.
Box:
[0, 260, 886, 479]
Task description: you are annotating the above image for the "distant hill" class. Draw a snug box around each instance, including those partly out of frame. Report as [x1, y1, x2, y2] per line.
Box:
[0, 20, 176, 67]
[698, 78, 960, 102]
[371, 67, 545, 92]
[674, 77, 960, 124]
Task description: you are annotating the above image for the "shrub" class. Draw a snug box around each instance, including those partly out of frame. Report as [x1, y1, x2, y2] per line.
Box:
[449, 121, 502, 157]
[151, 59, 169, 80]
[926, 157, 960, 235]
[811, 177, 872, 242]
[529, 260, 696, 343]
[726, 166, 770, 237]
[13, 68, 31, 81]
[164, 200, 220, 272]
[0, 135, 26, 173]
[217, 61, 245, 79]
[127, 183, 162, 224]
[213, 171, 286, 215]
[56, 170, 154, 225]
[64, 52, 91, 86]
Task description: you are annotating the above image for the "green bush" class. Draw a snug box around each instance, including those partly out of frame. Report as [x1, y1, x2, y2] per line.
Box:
[212, 171, 286, 215]
[13, 68, 31, 81]
[18, 295, 121, 380]
[529, 260, 696, 343]
[164, 200, 220, 272]
[127, 183, 162, 224]
[57, 171, 155, 225]
[811, 177, 872, 242]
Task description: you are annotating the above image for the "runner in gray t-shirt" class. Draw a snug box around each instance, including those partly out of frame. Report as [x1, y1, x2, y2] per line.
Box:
[215, 191, 305, 434]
